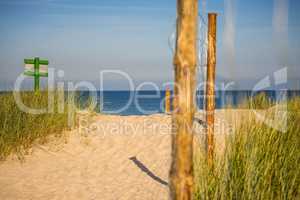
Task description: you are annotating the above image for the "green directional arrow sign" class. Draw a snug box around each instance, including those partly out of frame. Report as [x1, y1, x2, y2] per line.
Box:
[24, 57, 49, 92]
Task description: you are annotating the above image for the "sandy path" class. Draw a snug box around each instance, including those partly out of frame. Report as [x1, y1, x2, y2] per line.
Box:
[0, 114, 172, 200]
[0, 110, 259, 200]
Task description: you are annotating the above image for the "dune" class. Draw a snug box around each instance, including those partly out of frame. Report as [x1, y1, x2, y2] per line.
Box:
[0, 110, 259, 200]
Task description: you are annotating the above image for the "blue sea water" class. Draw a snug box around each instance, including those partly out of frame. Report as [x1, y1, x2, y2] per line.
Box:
[76, 90, 300, 116]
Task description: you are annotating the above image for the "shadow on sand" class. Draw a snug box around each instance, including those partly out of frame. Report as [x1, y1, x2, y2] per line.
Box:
[129, 156, 168, 187]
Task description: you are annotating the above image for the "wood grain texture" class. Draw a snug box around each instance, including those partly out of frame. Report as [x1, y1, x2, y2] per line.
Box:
[206, 13, 217, 168]
[170, 0, 198, 199]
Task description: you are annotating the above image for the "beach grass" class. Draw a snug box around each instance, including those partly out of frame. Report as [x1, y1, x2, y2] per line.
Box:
[194, 97, 300, 200]
[242, 92, 274, 109]
[0, 91, 72, 160]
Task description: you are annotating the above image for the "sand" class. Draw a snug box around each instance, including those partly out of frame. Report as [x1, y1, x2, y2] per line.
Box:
[0, 110, 259, 200]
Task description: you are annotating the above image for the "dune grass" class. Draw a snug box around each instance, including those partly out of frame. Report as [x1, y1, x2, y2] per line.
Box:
[0, 91, 72, 160]
[194, 97, 300, 200]
[242, 92, 274, 109]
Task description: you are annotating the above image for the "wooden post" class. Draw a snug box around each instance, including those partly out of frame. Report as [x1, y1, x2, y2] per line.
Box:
[170, 0, 198, 199]
[206, 13, 217, 168]
[165, 88, 171, 113]
[34, 57, 40, 92]
[24, 57, 48, 92]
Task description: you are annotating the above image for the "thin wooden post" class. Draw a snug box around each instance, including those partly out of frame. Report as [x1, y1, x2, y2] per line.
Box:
[165, 88, 171, 113]
[170, 0, 198, 199]
[34, 57, 40, 92]
[206, 13, 217, 168]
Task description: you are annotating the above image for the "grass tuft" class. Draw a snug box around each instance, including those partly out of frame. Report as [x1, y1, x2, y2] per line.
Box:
[0, 91, 72, 160]
[194, 97, 300, 199]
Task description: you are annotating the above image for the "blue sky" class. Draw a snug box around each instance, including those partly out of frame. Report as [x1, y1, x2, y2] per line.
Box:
[0, 0, 299, 90]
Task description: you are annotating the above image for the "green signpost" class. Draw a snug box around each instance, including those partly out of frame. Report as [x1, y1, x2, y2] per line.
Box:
[24, 57, 49, 92]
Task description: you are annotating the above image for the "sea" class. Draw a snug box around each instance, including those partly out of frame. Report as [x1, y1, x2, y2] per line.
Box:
[75, 90, 300, 115]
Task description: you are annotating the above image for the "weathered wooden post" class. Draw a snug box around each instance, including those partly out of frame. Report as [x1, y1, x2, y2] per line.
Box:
[170, 0, 198, 199]
[165, 88, 171, 113]
[206, 13, 217, 167]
